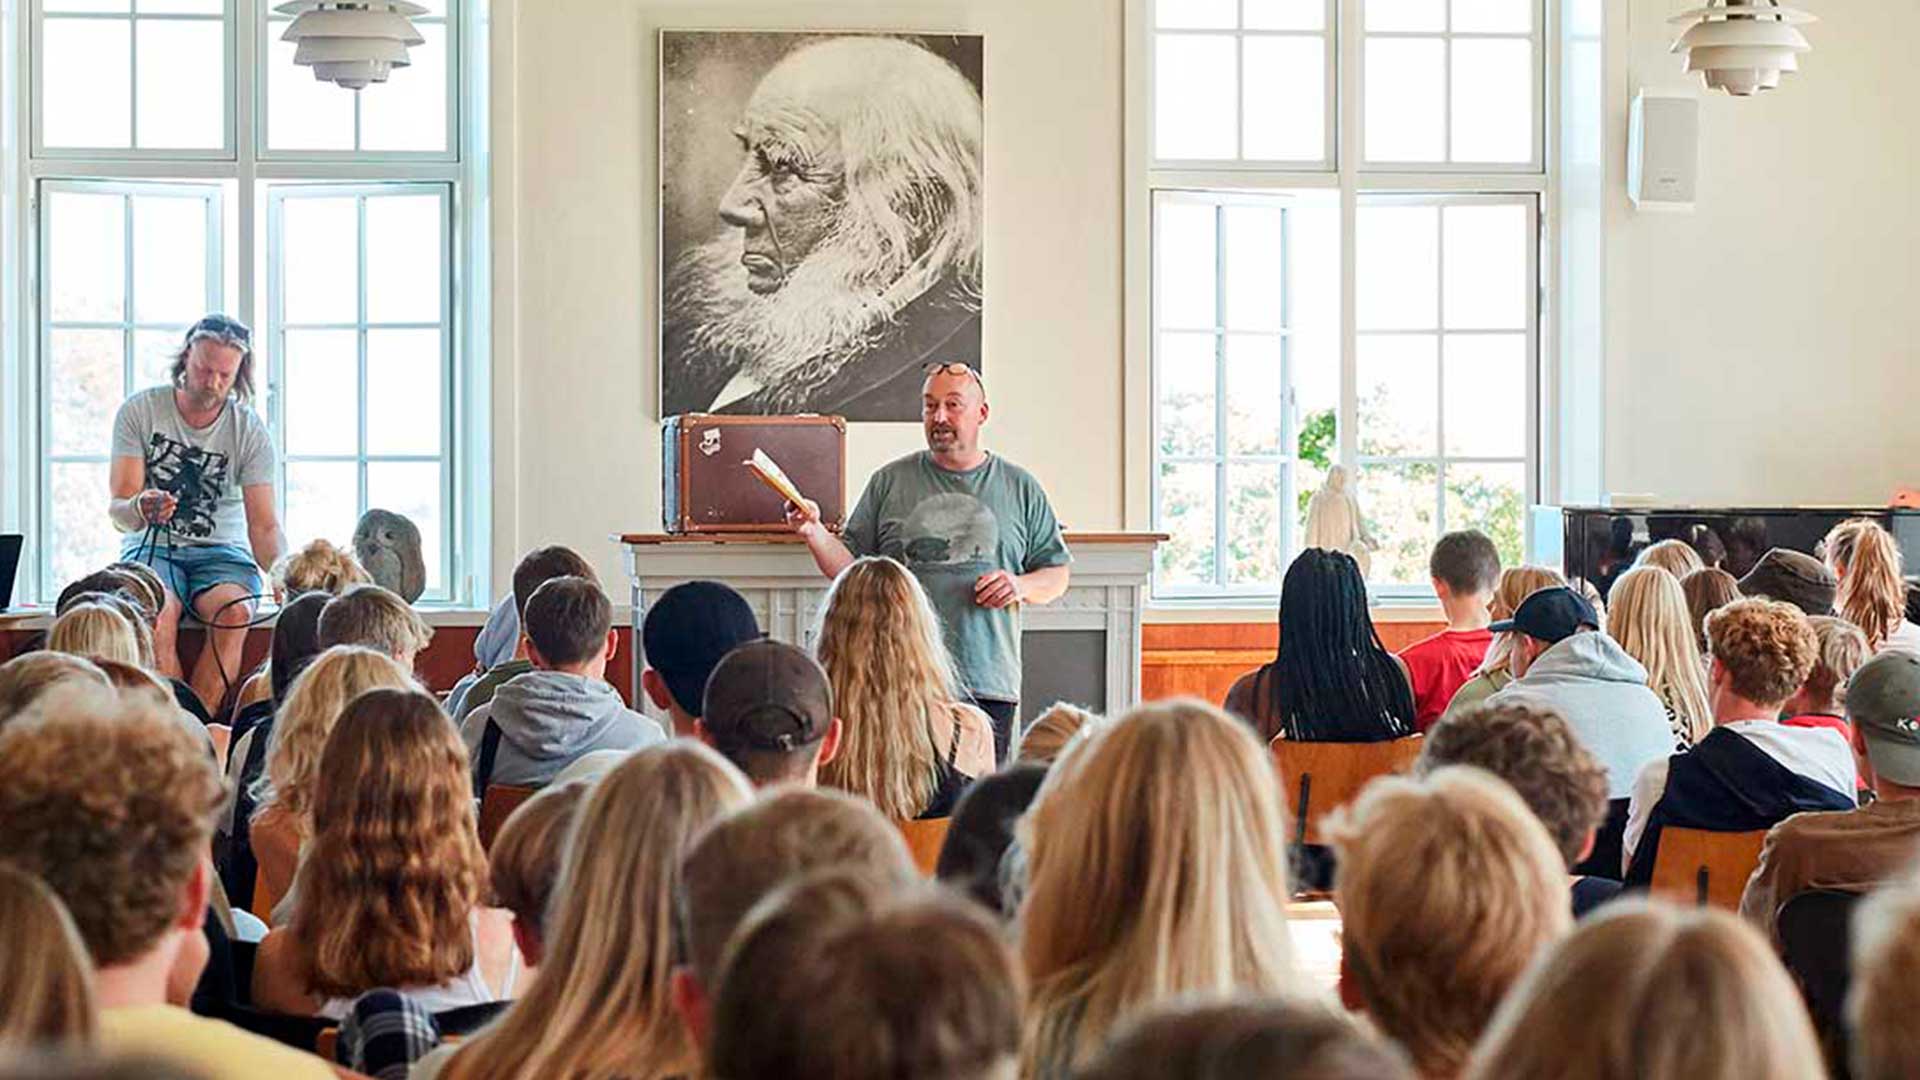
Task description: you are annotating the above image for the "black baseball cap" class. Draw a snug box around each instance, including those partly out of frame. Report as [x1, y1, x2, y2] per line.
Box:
[642, 581, 761, 717]
[702, 639, 833, 753]
[1489, 586, 1600, 644]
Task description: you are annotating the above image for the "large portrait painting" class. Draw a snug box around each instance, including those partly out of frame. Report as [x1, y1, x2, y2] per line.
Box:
[658, 30, 984, 422]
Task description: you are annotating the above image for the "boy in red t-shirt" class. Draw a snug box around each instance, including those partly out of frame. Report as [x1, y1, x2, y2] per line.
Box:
[1400, 530, 1501, 731]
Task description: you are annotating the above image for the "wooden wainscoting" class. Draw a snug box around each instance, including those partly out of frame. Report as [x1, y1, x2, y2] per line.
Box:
[1141, 618, 1445, 706]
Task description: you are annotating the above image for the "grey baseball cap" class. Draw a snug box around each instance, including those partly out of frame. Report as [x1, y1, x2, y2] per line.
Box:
[1849, 652, 1920, 786]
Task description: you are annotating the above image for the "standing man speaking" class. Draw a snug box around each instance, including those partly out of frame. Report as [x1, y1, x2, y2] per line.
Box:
[788, 363, 1071, 763]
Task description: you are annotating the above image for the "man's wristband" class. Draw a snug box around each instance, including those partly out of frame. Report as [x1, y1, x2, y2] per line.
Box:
[110, 495, 148, 533]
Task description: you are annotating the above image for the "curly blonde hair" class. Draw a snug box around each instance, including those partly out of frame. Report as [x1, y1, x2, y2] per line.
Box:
[255, 646, 416, 838]
[291, 688, 487, 999]
[272, 539, 372, 597]
[1706, 598, 1818, 707]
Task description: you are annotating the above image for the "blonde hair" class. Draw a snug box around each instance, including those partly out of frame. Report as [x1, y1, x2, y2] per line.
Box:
[1017, 702, 1103, 766]
[0, 653, 110, 726]
[316, 583, 433, 659]
[292, 689, 486, 999]
[1467, 900, 1825, 1080]
[815, 558, 963, 819]
[1851, 871, 1920, 1080]
[487, 781, 590, 939]
[48, 603, 142, 669]
[1479, 566, 1566, 676]
[442, 743, 752, 1080]
[272, 539, 372, 597]
[87, 659, 174, 711]
[0, 862, 96, 1048]
[255, 645, 415, 838]
[1803, 616, 1870, 714]
[1826, 518, 1908, 650]
[1608, 567, 1714, 745]
[1637, 539, 1706, 580]
[1327, 766, 1570, 1078]
[1019, 699, 1294, 1078]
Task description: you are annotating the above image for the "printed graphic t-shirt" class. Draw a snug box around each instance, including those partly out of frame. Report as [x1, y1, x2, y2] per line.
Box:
[111, 385, 274, 546]
[842, 451, 1071, 702]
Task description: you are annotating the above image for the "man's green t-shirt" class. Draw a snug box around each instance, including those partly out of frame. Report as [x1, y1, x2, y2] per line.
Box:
[842, 451, 1071, 702]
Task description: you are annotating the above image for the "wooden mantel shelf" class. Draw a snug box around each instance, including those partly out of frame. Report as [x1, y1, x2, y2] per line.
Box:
[615, 531, 1168, 546]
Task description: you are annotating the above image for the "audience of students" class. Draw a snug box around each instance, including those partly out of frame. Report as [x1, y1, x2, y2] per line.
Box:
[697, 638, 841, 787]
[1019, 700, 1295, 1079]
[1736, 546, 1836, 617]
[0, 652, 110, 726]
[814, 557, 994, 819]
[1825, 517, 1920, 654]
[1607, 566, 1714, 748]
[1328, 766, 1571, 1077]
[1441, 565, 1564, 720]
[1398, 530, 1501, 732]
[1623, 597, 1855, 884]
[1680, 566, 1741, 651]
[1017, 701, 1104, 766]
[0, 862, 96, 1049]
[47, 601, 145, 670]
[315, 582, 433, 668]
[460, 575, 666, 790]
[483, 780, 588, 969]
[1071, 998, 1412, 1080]
[1636, 538, 1707, 580]
[639, 580, 762, 738]
[253, 688, 519, 1018]
[935, 762, 1049, 920]
[1779, 615, 1870, 741]
[1850, 868, 1920, 1080]
[1224, 548, 1417, 742]
[453, 546, 598, 723]
[270, 538, 371, 599]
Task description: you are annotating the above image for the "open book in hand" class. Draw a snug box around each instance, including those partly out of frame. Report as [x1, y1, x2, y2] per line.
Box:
[745, 448, 809, 510]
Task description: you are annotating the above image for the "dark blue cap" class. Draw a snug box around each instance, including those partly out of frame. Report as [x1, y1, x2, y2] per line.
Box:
[1489, 586, 1600, 644]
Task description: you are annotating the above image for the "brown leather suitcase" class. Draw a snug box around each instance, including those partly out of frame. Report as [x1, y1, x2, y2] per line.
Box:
[662, 414, 847, 533]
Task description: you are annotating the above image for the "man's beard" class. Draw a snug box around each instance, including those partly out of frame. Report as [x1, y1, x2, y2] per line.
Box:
[667, 222, 951, 411]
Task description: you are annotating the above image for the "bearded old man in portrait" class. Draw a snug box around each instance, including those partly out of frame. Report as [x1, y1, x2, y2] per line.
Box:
[661, 35, 984, 422]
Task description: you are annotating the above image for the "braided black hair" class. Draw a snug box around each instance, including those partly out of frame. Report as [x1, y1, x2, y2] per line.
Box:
[1261, 548, 1417, 743]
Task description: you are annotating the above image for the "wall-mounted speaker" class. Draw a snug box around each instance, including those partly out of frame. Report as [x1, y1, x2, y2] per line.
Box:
[1628, 91, 1699, 212]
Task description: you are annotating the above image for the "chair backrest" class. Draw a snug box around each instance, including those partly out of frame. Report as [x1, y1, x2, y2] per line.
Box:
[316, 1025, 338, 1063]
[1777, 888, 1864, 1074]
[1270, 736, 1424, 846]
[478, 783, 539, 851]
[1648, 827, 1769, 909]
[896, 816, 952, 877]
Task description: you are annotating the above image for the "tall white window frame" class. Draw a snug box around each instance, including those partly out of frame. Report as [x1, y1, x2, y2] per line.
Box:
[1132, 0, 1556, 602]
[9, 0, 489, 605]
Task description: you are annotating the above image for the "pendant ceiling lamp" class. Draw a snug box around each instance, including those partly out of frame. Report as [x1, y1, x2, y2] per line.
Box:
[275, 0, 428, 91]
[1669, 0, 1815, 97]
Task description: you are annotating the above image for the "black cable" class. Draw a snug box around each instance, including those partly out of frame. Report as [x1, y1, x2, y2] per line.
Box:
[126, 515, 280, 721]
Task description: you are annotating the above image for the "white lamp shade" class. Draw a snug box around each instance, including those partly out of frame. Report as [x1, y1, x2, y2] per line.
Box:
[1668, 0, 1816, 97]
[294, 36, 412, 65]
[280, 10, 425, 47]
[272, 1, 426, 91]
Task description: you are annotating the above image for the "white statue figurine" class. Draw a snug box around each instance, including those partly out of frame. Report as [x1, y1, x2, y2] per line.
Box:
[1303, 464, 1379, 577]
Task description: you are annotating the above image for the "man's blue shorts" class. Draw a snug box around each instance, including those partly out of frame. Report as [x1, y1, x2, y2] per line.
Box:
[119, 538, 265, 610]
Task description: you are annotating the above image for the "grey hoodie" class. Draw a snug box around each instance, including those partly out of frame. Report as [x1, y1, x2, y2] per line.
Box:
[1486, 632, 1675, 799]
[460, 669, 666, 788]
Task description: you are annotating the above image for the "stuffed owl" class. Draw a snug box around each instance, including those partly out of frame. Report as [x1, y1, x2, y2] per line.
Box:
[353, 509, 427, 603]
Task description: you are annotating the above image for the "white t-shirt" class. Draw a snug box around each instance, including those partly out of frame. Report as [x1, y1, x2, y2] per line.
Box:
[1881, 619, 1920, 657]
[110, 385, 274, 546]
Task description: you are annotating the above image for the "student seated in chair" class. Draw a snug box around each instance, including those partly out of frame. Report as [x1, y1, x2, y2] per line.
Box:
[1623, 598, 1857, 886]
[1398, 529, 1501, 733]
[460, 576, 665, 791]
[697, 639, 842, 789]
[640, 580, 762, 739]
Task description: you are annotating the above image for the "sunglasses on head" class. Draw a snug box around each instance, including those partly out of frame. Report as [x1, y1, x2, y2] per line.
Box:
[922, 361, 983, 388]
[186, 314, 251, 345]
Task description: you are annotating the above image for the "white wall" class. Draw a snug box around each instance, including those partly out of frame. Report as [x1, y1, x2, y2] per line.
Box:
[491, 0, 1124, 589]
[1602, 0, 1920, 506]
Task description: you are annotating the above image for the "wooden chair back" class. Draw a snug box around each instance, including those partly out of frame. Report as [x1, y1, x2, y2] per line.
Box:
[1271, 736, 1425, 846]
[1648, 827, 1769, 909]
[896, 816, 952, 877]
[478, 784, 538, 852]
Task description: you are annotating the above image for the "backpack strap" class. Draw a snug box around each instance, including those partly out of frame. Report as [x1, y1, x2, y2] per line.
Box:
[475, 719, 504, 795]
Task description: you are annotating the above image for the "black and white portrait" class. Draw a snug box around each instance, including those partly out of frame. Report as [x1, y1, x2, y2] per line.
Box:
[659, 31, 984, 422]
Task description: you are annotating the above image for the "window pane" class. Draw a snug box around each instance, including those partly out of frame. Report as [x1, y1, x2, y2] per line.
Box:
[1226, 334, 1282, 455]
[284, 460, 359, 553]
[1157, 201, 1217, 329]
[132, 196, 208, 324]
[1452, 0, 1533, 33]
[51, 461, 120, 591]
[366, 461, 443, 591]
[43, 19, 133, 147]
[1293, 456, 1327, 552]
[364, 194, 442, 323]
[1158, 462, 1216, 586]
[1356, 204, 1438, 330]
[1450, 38, 1533, 163]
[48, 192, 126, 323]
[1443, 334, 1527, 457]
[1154, 34, 1237, 160]
[1227, 463, 1282, 585]
[283, 329, 359, 455]
[1222, 205, 1282, 332]
[1287, 202, 1340, 333]
[360, 23, 448, 152]
[1364, 37, 1444, 162]
[46, 0, 129, 10]
[50, 329, 125, 457]
[135, 19, 224, 149]
[365, 328, 442, 455]
[1245, 0, 1325, 31]
[133, 328, 183, 389]
[1155, 0, 1235, 29]
[1443, 203, 1528, 330]
[1158, 332, 1216, 457]
[137, 0, 221, 11]
[1360, 461, 1439, 585]
[1444, 462, 1525, 567]
[1242, 36, 1324, 162]
[1357, 333, 1438, 456]
[1365, 0, 1445, 33]
[280, 197, 359, 324]
[267, 26, 356, 151]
